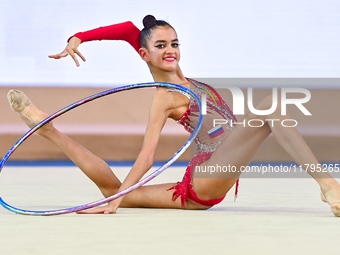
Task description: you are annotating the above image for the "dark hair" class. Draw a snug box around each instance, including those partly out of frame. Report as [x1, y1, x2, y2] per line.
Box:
[140, 15, 175, 48]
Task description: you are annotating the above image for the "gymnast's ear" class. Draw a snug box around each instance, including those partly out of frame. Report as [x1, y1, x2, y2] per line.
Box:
[139, 47, 150, 62]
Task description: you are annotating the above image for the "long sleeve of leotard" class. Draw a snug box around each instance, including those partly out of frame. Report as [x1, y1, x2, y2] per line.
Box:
[68, 21, 141, 52]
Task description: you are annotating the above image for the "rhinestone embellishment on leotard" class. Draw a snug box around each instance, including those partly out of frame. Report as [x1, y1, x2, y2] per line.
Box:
[166, 88, 191, 100]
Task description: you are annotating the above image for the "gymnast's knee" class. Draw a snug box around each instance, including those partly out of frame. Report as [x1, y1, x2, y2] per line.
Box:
[257, 95, 276, 109]
[252, 94, 282, 119]
[100, 186, 120, 198]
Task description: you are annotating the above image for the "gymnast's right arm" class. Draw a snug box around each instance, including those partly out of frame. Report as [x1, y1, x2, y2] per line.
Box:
[48, 21, 141, 67]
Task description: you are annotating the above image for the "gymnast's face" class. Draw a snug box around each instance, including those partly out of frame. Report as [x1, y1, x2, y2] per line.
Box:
[140, 26, 180, 72]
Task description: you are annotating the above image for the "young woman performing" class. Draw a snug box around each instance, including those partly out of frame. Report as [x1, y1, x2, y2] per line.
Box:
[7, 15, 340, 215]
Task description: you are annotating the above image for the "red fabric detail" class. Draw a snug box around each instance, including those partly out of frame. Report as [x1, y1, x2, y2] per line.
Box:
[167, 152, 226, 208]
[234, 179, 239, 201]
[188, 185, 226, 207]
[68, 21, 141, 52]
[177, 108, 191, 133]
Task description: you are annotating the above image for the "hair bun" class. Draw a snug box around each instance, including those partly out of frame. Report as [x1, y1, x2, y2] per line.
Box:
[143, 15, 156, 29]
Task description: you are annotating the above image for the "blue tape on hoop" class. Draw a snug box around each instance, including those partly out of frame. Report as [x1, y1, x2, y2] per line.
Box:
[0, 82, 203, 215]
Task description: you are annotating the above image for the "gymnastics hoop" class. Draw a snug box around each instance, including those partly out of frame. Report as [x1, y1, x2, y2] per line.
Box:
[0, 82, 203, 216]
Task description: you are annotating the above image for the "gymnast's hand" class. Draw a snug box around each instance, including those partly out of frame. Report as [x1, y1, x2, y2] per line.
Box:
[48, 37, 86, 67]
[76, 200, 120, 214]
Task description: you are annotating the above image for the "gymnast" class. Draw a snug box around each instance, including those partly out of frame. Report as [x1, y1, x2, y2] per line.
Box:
[7, 15, 340, 216]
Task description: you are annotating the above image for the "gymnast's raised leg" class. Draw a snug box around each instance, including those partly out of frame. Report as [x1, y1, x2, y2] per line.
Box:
[7, 90, 205, 211]
[7, 89, 123, 198]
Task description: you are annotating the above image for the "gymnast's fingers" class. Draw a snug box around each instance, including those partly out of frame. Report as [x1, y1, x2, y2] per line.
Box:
[74, 49, 86, 63]
[48, 49, 80, 67]
[49, 37, 83, 66]
[76, 205, 117, 214]
[48, 49, 70, 59]
[68, 51, 80, 67]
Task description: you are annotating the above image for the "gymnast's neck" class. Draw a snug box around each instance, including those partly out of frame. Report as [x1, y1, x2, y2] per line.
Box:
[150, 66, 190, 87]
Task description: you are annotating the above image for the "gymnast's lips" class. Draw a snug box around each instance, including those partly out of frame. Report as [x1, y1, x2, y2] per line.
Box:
[163, 56, 176, 62]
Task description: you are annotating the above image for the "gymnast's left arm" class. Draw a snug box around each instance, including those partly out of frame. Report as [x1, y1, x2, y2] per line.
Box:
[49, 21, 141, 67]
[77, 90, 170, 214]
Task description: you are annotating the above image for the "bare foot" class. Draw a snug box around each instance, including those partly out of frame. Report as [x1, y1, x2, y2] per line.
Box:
[7, 89, 53, 134]
[320, 179, 340, 217]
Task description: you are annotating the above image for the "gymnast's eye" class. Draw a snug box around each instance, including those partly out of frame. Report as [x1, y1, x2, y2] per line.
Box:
[172, 43, 180, 48]
[155, 44, 165, 49]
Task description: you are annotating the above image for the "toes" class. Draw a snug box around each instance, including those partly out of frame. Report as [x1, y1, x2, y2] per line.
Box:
[331, 207, 340, 217]
[327, 201, 340, 216]
[7, 90, 31, 113]
[7, 90, 53, 131]
[320, 191, 340, 216]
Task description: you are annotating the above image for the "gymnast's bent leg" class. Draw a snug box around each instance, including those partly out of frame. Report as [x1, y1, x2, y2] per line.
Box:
[192, 95, 340, 216]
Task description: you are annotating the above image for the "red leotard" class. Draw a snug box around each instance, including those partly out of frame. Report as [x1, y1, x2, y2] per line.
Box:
[167, 78, 238, 208]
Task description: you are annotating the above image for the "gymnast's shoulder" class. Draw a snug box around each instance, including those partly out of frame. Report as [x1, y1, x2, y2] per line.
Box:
[150, 87, 174, 109]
